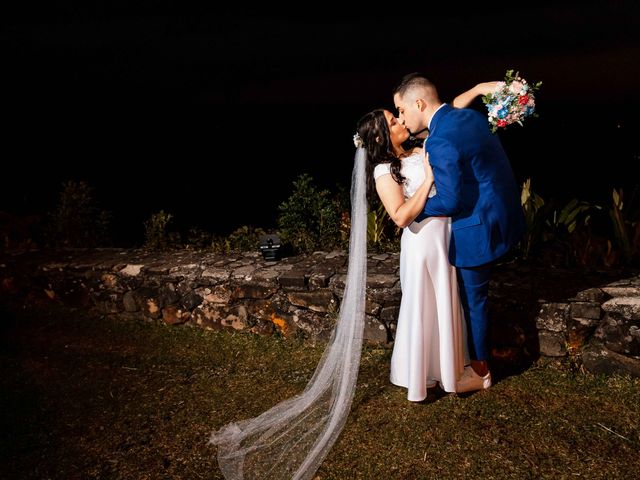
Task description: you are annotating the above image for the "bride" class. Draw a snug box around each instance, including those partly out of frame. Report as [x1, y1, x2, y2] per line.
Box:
[356, 108, 468, 399]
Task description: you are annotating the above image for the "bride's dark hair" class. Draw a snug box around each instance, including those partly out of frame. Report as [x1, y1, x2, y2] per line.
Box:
[356, 109, 405, 199]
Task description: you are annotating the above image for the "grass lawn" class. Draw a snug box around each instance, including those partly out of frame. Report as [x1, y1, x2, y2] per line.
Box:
[1, 302, 638, 479]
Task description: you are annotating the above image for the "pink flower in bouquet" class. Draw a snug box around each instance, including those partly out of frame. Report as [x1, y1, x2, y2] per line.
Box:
[509, 80, 524, 94]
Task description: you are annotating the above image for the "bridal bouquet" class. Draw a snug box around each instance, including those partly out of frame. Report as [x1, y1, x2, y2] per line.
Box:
[482, 69, 542, 133]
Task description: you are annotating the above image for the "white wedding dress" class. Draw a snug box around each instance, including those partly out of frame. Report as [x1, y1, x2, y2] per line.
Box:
[374, 152, 468, 401]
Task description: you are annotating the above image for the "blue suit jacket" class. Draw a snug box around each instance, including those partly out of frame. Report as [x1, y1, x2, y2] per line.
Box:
[417, 104, 525, 267]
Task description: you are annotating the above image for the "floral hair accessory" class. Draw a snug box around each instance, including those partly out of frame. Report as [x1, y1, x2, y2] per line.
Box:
[353, 133, 364, 148]
[482, 69, 542, 133]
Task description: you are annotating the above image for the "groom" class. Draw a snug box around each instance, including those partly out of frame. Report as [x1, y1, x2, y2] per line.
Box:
[393, 73, 525, 392]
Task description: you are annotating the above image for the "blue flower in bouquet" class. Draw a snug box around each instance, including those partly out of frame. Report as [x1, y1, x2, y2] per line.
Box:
[482, 70, 542, 133]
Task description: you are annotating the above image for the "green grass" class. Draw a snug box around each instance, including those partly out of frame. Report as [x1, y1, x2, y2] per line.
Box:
[1, 302, 638, 479]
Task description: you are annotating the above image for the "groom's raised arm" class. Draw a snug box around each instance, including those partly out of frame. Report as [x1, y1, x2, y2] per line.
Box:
[421, 137, 464, 218]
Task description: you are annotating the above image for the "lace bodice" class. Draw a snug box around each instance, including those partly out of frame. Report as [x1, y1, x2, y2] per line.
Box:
[373, 152, 436, 199]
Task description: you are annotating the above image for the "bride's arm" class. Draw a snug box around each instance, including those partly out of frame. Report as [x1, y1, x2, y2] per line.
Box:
[375, 167, 434, 229]
[452, 81, 500, 108]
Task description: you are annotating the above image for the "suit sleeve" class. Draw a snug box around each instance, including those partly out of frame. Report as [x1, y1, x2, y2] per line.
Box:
[422, 137, 464, 218]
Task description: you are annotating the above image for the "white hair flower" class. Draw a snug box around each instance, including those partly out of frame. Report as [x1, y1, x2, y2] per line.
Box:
[353, 133, 364, 148]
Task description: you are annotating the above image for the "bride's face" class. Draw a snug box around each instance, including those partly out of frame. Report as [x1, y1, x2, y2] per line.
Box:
[383, 110, 409, 149]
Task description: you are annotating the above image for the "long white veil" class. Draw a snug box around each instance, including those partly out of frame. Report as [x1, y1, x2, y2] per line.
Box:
[208, 147, 368, 480]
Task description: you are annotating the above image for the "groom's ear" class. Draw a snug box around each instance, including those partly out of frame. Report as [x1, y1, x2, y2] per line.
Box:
[416, 98, 426, 111]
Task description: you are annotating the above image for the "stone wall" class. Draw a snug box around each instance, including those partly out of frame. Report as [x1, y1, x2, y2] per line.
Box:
[535, 281, 640, 376]
[1, 248, 638, 377]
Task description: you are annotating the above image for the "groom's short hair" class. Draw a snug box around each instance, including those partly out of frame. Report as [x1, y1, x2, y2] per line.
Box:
[393, 72, 436, 97]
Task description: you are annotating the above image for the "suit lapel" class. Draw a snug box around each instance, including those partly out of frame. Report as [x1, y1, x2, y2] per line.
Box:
[428, 103, 453, 136]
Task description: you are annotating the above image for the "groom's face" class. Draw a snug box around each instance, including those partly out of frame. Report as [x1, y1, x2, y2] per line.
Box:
[394, 92, 424, 135]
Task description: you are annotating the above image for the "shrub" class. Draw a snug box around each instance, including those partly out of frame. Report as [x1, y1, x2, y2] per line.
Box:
[44, 180, 112, 248]
[210, 225, 267, 253]
[277, 174, 341, 253]
[143, 210, 177, 251]
[609, 187, 640, 265]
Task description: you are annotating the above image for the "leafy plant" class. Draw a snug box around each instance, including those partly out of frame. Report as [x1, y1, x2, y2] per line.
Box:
[277, 174, 341, 253]
[519, 178, 546, 259]
[518, 178, 604, 267]
[367, 201, 388, 246]
[44, 180, 112, 248]
[609, 187, 640, 264]
[209, 226, 269, 254]
[339, 210, 351, 246]
[184, 227, 213, 251]
[546, 198, 599, 235]
[143, 210, 176, 251]
[366, 201, 401, 252]
[537, 198, 600, 267]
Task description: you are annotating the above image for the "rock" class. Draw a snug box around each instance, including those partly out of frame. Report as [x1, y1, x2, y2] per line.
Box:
[582, 341, 640, 377]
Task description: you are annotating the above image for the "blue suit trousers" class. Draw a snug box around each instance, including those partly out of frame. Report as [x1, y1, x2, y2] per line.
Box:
[457, 264, 492, 361]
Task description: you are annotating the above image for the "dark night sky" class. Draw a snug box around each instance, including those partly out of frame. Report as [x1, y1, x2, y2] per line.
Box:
[3, 2, 640, 245]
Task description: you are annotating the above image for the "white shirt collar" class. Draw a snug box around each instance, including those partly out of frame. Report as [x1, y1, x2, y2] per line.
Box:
[428, 103, 447, 131]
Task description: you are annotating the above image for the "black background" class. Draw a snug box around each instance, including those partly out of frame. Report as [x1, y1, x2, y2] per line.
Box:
[3, 2, 640, 245]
